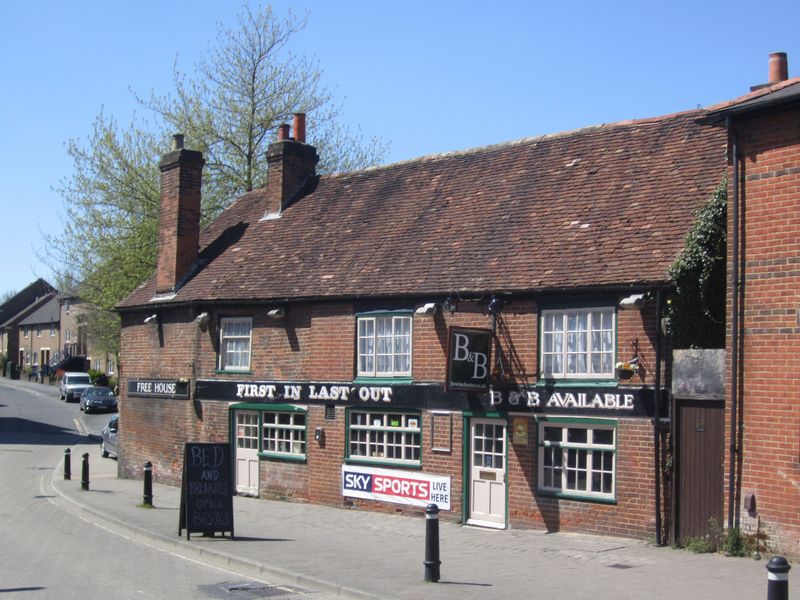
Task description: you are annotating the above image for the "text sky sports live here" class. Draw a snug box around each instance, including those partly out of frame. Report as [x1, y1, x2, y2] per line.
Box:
[342, 465, 451, 510]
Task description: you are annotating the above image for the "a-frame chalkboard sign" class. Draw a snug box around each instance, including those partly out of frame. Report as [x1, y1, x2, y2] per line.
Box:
[178, 442, 235, 540]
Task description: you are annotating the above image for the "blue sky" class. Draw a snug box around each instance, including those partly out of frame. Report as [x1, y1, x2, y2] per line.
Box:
[1, 0, 798, 295]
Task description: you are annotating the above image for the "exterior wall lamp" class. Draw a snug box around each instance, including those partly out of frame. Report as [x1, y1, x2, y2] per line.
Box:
[194, 312, 210, 329]
[267, 307, 286, 320]
[487, 294, 505, 315]
[619, 293, 645, 310]
[415, 302, 437, 315]
[442, 295, 457, 314]
[143, 314, 158, 325]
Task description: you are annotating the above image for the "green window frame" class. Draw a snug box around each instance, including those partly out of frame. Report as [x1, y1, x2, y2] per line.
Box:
[347, 408, 421, 467]
[262, 411, 307, 458]
[537, 418, 617, 502]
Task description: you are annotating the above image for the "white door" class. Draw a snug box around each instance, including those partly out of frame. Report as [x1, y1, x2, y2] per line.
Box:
[234, 411, 259, 496]
[468, 418, 506, 528]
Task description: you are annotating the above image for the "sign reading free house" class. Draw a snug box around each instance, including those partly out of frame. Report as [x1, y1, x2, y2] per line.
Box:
[342, 465, 451, 510]
[128, 378, 190, 399]
[446, 326, 492, 392]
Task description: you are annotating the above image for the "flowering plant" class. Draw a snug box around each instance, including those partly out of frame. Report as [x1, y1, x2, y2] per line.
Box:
[615, 361, 639, 373]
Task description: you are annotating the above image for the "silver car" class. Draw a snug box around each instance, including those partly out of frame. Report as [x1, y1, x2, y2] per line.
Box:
[101, 415, 118, 458]
[60, 372, 93, 403]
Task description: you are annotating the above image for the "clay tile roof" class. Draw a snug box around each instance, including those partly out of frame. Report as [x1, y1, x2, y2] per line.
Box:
[702, 78, 800, 122]
[118, 109, 727, 309]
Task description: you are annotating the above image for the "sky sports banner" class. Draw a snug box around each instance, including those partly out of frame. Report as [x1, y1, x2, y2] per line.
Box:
[342, 465, 451, 510]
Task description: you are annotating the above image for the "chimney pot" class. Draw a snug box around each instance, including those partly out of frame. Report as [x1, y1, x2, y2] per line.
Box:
[293, 113, 306, 144]
[769, 52, 789, 83]
[278, 124, 290, 141]
[171, 134, 185, 151]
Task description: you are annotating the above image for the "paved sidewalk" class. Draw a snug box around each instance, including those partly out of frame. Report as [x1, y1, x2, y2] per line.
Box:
[50, 441, 795, 600]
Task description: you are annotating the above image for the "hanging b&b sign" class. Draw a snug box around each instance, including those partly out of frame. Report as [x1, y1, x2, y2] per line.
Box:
[446, 327, 492, 392]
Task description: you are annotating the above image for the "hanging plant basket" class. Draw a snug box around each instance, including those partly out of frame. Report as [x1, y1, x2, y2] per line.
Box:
[617, 367, 635, 380]
[615, 361, 639, 380]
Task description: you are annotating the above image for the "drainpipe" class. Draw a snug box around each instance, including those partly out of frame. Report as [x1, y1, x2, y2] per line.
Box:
[727, 116, 740, 530]
[654, 288, 663, 546]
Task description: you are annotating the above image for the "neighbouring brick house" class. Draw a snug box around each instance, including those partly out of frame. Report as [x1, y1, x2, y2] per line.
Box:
[697, 53, 800, 556]
[117, 101, 729, 544]
[0, 278, 57, 377]
[17, 295, 60, 378]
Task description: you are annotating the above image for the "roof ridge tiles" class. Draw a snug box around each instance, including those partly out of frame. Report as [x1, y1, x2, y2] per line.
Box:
[322, 109, 707, 178]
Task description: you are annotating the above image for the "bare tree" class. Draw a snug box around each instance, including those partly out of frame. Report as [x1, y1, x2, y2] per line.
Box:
[43, 4, 387, 354]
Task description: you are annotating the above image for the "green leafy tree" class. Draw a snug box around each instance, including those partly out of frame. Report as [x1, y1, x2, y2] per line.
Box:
[43, 4, 387, 353]
[666, 179, 727, 348]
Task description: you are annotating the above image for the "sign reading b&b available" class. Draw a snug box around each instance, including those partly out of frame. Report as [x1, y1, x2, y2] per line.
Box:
[446, 327, 492, 392]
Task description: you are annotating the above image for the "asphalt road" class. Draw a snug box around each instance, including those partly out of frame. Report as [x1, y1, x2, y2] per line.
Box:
[0, 378, 333, 600]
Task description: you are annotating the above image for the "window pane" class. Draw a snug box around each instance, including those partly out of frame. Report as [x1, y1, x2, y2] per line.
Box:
[593, 429, 613, 445]
[567, 428, 587, 444]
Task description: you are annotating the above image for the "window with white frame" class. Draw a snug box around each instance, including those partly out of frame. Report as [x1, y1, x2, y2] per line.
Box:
[50, 322, 56, 336]
[538, 419, 616, 501]
[357, 314, 412, 378]
[107, 359, 115, 375]
[540, 307, 615, 379]
[23, 326, 29, 338]
[262, 411, 307, 458]
[236, 412, 259, 450]
[36, 325, 42, 337]
[65, 329, 72, 343]
[348, 410, 421, 466]
[218, 317, 252, 371]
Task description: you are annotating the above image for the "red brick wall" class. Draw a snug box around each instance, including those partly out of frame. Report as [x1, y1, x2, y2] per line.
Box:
[156, 150, 203, 294]
[119, 295, 666, 538]
[727, 106, 800, 556]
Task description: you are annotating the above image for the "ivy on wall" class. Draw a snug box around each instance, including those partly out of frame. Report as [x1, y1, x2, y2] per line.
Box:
[666, 179, 727, 349]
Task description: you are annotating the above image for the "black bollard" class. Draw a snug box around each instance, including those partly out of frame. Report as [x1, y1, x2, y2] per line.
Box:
[767, 555, 791, 600]
[143, 461, 153, 506]
[64, 448, 71, 480]
[424, 503, 441, 582]
[81, 452, 89, 491]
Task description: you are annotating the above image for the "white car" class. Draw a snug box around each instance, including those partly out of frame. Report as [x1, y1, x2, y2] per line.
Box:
[59, 372, 93, 403]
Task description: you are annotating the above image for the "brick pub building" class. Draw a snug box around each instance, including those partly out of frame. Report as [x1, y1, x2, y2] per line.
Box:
[117, 54, 800, 552]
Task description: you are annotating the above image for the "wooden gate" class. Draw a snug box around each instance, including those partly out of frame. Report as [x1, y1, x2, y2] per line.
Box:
[675, 398, 724, 545]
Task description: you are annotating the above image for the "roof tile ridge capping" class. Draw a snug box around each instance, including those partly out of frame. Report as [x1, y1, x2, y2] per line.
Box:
[704, 77, 800, 112]
[328, 109, 706, 176]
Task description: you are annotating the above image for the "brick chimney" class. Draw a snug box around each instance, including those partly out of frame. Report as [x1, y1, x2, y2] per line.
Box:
[768, 52, 789, 83]
[264, 113, 318, 217]
[752, 52, 790, 91]
[156, 134, 205, 294]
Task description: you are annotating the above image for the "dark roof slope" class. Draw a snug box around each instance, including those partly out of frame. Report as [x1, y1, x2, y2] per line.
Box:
[119, 110, 727, 309]
[0, 279, 56, 327]
[18, 296, 60, 326]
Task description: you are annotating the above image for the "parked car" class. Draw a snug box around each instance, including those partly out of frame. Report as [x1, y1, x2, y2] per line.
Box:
[101, 415, 118, 458]
[59, 372, 93, 403]
[79, 386, 118, 414]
